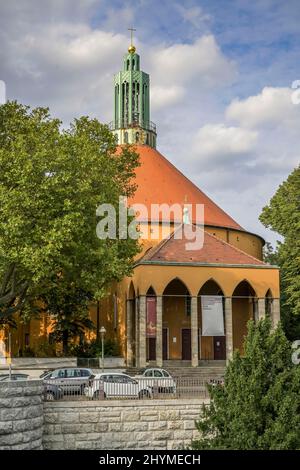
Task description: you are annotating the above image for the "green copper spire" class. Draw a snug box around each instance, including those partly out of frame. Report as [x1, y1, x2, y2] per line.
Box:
[109, 35, 157, 148]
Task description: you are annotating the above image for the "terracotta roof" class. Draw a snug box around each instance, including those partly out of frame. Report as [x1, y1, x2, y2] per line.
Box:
[138, 225, 266, 266]
[127, 145, 243, 230]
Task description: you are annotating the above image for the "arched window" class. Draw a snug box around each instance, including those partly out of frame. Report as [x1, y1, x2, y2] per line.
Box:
[127, 59, 130, 70]
[136, 132, 139, 143]
[124, 131, 128, 143]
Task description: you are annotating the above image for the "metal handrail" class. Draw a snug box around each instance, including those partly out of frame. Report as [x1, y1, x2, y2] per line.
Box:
[108, 119, 157, 133]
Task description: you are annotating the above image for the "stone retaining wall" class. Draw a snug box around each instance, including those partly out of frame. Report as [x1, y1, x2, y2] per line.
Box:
[43, 399, 207, 450]
[0, 380, 44, 450]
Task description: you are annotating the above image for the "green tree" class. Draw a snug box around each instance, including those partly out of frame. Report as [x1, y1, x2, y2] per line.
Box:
[191, 319, 300, 450]
[0, 102, 140, 348]
[42, 284, 94, 356]
[260, 166, 300, 340]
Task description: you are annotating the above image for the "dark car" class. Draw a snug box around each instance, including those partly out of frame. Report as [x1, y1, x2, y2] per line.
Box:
[0, 373, 29, 381]
[41, 367, 93, 395]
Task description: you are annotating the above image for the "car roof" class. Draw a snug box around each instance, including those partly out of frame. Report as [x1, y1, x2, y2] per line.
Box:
[94, 371, 130, 377]
[50, 367, 92, 371]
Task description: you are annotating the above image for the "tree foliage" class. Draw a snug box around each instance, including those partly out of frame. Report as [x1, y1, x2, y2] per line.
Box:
[260, 166, 300, 339]
[0, 102, 140, 344]
[191, 320, 300, 450]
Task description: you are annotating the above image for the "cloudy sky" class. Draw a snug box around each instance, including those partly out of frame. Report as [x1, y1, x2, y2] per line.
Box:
[0, 0, 299, 246]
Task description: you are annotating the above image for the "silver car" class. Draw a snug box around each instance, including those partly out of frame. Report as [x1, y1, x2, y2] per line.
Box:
[85, 372, 152, 399]
[135, 368, 176, 394]
[42, 367, 93, 395]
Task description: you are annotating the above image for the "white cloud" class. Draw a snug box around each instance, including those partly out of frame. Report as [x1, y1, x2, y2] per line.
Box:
[149, 35, 237, 89]
[176, 4, 211, 29]
[226, 86, 300, 129]
[151, 85, 185, 110]
[192, 123, 257, 160]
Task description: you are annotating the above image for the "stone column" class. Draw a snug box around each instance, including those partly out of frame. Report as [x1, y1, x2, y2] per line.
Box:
[191, 296, 199, 367]
[138, 295, 147, 368]
[135, 297, 139, 367]
[225, 297, 233, 363]
[126, 299, 134, 367]
[257, 298, 266, 321]
[156, 296, 163, 367]
[272, 298, 280, 329]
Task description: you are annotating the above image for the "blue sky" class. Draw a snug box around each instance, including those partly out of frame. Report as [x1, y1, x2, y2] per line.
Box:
[0, 0, 299, 245]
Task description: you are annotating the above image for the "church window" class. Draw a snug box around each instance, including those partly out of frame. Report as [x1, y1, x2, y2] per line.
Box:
[124, 131, 128, 143]
[136, 132, 139, 143]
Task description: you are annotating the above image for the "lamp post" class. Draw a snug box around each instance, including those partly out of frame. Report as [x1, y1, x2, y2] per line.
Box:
[99, 326, 106, 372]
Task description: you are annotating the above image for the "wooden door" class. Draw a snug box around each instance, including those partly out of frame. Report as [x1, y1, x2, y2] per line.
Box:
[181, 329, 191, 360]
[213, 336, 226, 360]
[147, 338, 156, 361]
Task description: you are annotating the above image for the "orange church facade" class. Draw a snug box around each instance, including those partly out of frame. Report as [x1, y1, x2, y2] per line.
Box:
[91, 143, 280, 368]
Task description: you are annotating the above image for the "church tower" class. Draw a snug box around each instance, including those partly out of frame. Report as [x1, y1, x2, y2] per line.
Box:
[109, 33, 157, 148]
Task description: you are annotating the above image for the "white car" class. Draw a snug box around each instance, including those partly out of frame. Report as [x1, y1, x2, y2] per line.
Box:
[135, 368, 176, 394]
[84, 372, 152, 399]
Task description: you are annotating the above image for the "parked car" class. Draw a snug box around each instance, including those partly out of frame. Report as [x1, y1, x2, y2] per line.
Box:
[0, 373, 29, 381]
[44, 383, 64, 401]
[84, 372, 152, 399]
[135, 368, 176, 394]
[41, 367, 93, 395]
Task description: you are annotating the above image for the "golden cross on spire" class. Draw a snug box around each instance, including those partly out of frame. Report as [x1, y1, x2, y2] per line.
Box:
[128, 27, 136, 45]
[128, 27, 136, 53]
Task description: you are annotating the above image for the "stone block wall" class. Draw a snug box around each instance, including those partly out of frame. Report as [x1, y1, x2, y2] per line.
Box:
[0, 380, 44, 450]
[43, 399, 207, 450]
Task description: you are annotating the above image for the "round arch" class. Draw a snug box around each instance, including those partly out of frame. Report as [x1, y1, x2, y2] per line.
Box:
[128, 281, 136, 299]
[162, 277, 191, 296]
[146, 285, 157, 296]
[232, 280, 257, 355]
[162, 278, 191, 361]
[197, 279, 225, 361]
[265, 288, 273, 318]
[198, 278, 224, 296]
[231, 279, 257, 298]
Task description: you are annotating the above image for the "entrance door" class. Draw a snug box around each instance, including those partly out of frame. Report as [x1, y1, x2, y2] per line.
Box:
[147, 338, 156, 361]
[181, 329, 191, 360]
[163, 328, 168, 360]
[213, 336, 226, 360]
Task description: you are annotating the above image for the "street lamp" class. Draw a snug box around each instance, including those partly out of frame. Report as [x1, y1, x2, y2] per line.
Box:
[99, 326, 106, 372]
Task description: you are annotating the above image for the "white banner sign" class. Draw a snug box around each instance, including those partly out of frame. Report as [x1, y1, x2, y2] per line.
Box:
[201, 296, 224, 336]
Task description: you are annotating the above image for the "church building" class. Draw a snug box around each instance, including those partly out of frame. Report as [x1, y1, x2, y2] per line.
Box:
[2, 39, 280, 366]
[90, 40, 281, 368]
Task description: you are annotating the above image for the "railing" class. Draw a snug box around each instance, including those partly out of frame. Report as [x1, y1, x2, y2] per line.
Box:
[43, 376, 224, 402]
[108, 119, 157, 134]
